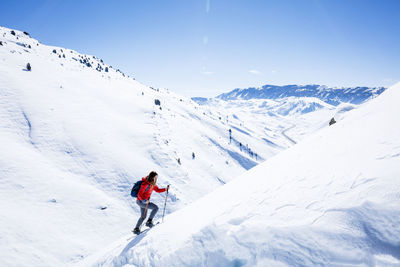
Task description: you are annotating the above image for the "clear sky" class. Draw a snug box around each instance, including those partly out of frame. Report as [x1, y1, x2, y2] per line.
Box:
[1, 0, 399, 97]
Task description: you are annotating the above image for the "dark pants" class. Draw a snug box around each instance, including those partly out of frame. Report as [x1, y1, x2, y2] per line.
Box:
[135, 199, 159, 228]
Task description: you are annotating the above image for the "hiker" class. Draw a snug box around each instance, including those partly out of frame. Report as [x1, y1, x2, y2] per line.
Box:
[133, 171, 169, 234]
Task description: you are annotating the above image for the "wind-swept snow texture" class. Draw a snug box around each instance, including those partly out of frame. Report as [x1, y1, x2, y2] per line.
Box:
[90, 83, 400, 266]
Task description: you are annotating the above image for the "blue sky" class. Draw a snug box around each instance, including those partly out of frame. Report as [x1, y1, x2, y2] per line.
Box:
[1, 0, 399, 97]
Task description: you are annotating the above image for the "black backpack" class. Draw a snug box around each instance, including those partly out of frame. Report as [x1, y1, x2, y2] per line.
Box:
[130, 180, 143, 198]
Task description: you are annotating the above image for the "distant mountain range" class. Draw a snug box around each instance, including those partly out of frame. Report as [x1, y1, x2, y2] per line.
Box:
[194, 84, 386, 106]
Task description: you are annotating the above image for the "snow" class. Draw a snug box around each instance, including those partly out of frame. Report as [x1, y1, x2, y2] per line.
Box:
[87, 84, 400, 266]
[1, 25, 397, 266]
[216, 84, 386, 105]
[0, 26, 332, 266]
[0, 26, 261, 265]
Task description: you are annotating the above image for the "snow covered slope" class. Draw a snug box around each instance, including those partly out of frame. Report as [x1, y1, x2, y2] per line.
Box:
[193, 83, 386, 152]
[192, 96, 346, 146]
[0, 26, 286, 266]
[90, 83, 400, 266]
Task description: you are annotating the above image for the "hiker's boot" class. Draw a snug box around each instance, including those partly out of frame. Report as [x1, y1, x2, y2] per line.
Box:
[145, 218, 154, 227]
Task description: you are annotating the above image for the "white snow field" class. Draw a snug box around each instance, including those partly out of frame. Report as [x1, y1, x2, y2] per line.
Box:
[0, 25, 395, 266]
[0, 27, 331, 266]
[0, 27, 274, 266]
[87, 83, 400, 266]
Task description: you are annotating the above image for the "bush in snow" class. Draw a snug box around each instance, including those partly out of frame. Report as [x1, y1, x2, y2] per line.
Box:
[10, 30, 16, 36]
[154, 99, 161, 106]
[105, 67, 108, 72]
[26, 63, 31, 71]
[52, 49, 57, 54]
[96, 64, 103, 72]
[23, 31, 30, 36]
[0, 41, 2, 46]
[329, 117, 336, 126]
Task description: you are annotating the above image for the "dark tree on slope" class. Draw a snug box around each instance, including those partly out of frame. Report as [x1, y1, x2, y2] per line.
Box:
[329, 117, 336, 126]
[23, 31, 30, 36]
[105, 67, 108, 72]
[11, 30, 16, 36]
[26, 63, 31, 71]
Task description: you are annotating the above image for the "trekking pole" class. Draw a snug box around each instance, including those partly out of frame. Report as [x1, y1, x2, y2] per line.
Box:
[162, 186, 169, 222]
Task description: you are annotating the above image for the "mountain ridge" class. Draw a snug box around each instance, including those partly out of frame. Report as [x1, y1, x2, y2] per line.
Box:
[213, 84, 386, 105]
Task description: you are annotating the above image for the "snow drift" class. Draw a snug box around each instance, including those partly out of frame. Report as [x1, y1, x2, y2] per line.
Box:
[89, 83, 400, 266]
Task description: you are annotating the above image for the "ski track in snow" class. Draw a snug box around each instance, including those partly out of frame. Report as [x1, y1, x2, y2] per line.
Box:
[281, 124, 297, 145]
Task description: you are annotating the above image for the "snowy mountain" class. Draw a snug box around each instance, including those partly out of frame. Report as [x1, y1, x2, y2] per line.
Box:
[87, 82, 400, 267]
[1, 25, 396, 267]
[214, 84, 385, 105]
[0, 26, 274, 266]
[0, 26, 343, 266]
[192, 83, 386, 151]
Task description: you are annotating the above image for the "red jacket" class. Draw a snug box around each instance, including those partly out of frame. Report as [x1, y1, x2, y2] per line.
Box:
[137, 177, 166, 201]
